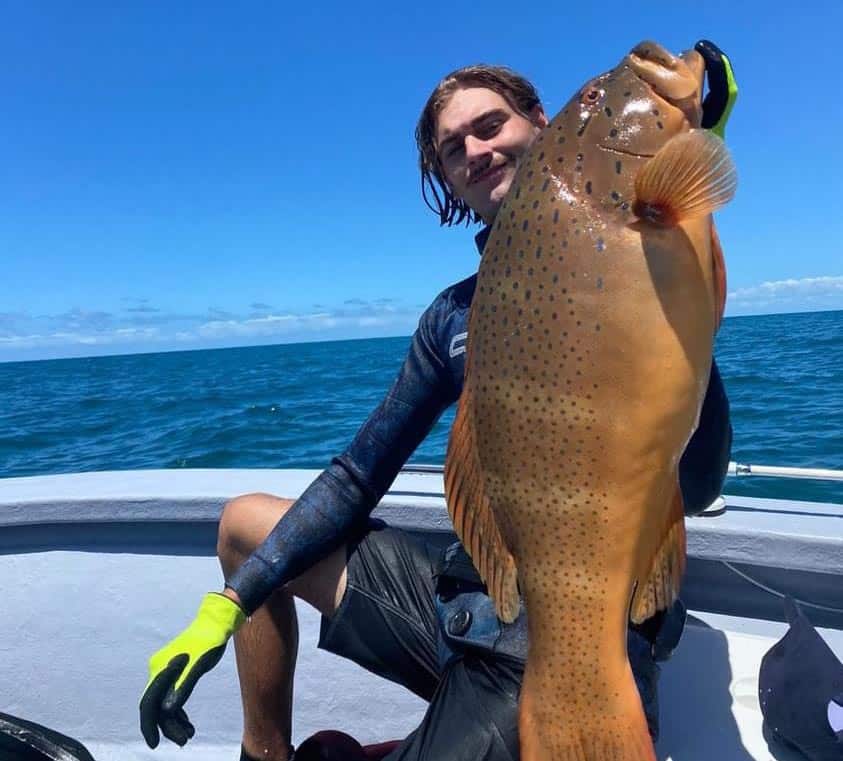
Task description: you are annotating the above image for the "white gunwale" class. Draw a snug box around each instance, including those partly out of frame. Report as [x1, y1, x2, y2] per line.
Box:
[1, 468, 841, 761]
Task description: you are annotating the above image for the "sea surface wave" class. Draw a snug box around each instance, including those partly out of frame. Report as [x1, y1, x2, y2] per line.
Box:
[1, 310, 840, 504]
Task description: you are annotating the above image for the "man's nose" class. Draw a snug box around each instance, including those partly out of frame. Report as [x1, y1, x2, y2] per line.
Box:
[465, 134, 492, 164]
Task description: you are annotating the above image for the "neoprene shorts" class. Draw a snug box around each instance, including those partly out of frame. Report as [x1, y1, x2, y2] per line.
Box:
[318, 522, 660, 761]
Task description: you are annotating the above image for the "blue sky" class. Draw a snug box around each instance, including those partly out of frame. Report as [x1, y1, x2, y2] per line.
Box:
[2, 1, 841, 362]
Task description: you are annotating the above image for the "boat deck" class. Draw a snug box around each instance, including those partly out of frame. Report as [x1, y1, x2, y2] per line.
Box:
[76, 609, 843, 761]
[1, 468, 840, 760]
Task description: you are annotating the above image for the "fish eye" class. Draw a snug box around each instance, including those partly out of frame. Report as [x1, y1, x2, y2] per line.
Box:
[580, 86, 605, 105]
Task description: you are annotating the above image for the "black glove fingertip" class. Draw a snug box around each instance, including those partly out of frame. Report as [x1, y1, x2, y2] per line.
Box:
[160, 714, 191, 747]
[139, 716, 160, 750]
[175, 707, 195, 739]
[140, 656, 188, 748]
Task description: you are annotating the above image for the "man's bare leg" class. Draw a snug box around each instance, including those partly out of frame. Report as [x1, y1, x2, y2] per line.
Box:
[218, 493, 349, 761]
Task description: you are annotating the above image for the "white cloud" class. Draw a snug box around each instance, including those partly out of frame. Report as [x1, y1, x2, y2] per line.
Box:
[125, 305, 161, 314]
[194, 308, 411, 340]
[0, 300, 422, 361]
[0, 325, 163, 349]
[726, 275, 843, 315]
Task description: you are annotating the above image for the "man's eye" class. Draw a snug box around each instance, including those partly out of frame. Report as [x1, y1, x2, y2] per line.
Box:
[477, 120, 503, 138]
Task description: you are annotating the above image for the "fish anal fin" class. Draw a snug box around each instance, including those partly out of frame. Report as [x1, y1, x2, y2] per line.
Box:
[633, 128, 737, 226]
[711, 223, 727, 331]
[630, 483, 687, 624]
[444, 383, 520, 623]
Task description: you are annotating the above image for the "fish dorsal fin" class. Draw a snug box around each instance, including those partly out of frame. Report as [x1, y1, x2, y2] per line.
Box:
[444, 374, 520, 623]
[630, 482, 687, 624]
[633, 128, 737, 226]
[711, 223, 727, 331]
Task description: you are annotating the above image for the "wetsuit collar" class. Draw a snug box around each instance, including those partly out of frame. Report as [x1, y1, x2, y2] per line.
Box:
[475, 226, 491, 255]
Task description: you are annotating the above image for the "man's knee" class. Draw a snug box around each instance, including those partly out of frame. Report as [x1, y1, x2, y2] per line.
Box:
[216, 493, 347, 614]
[217, 492, 294, 569]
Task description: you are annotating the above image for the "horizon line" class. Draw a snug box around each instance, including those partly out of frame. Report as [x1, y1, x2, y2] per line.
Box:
[1, 307, 840, 367]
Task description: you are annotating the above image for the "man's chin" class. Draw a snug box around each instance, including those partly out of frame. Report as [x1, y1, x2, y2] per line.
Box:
[495, 168, 518, 199]
[469, 172, 514, 223]
[485, 183, 512, 219]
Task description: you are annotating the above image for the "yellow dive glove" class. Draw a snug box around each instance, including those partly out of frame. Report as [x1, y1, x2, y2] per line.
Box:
[140, 592, 246, 748]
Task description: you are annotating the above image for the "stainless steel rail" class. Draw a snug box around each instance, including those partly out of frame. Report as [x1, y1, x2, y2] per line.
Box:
[403, 462, 843, 482]
[727, 462, 843, 481]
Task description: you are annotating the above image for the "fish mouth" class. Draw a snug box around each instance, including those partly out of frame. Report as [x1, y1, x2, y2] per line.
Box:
[626, 41, 704, 123]
[597, 144, 655, 159]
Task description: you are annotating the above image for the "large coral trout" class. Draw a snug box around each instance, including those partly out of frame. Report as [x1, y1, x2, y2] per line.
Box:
[444, 41, 736, 760]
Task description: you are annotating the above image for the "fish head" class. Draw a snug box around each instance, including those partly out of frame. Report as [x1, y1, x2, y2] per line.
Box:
[547, 41, 706, 203]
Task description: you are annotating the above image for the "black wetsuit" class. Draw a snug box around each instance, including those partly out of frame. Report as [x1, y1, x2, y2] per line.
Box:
[227, 227, 732, 757]
[227, 226, 731, 610]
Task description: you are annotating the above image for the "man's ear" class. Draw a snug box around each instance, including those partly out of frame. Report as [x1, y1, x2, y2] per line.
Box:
[530, 104, 550, 129]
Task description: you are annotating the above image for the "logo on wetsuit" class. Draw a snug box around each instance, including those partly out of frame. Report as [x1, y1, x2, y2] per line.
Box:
[449, 332, 467, 358]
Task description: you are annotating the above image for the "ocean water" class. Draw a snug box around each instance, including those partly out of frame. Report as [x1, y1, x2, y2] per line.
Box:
[0, 310, 840, 504]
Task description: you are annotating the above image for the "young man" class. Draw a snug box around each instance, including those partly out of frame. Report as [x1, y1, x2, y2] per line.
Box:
[140, 65, 732, 761]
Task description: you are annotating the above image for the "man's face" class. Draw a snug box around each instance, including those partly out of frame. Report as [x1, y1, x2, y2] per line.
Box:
[436, 87, 548, 224]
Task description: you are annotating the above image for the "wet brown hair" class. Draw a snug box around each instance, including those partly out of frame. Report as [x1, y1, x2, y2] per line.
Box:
[415, 64, 542, 226]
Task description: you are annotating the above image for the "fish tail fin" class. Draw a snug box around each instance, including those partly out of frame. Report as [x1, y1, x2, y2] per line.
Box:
[633, 128, 737, 226]
[631, 483, 687, 624]
[518, 664, 656, 761]
[444, 377, 520, 623]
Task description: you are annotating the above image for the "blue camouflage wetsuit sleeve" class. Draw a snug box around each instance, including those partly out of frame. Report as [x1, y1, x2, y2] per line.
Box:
[225, 236, 732, 616]
[226, 301, 461, 615]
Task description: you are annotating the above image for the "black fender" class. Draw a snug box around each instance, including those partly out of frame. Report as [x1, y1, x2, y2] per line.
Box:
[0, 712, 94, 761]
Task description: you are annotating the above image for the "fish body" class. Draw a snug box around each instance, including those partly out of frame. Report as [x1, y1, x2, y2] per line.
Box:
[444, 41, 736, 761]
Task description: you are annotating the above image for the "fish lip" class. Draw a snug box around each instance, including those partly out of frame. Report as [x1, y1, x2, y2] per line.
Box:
[597, 144, 655, 159]
[626, 43, 698, 101]
[625, 46, 705, 124]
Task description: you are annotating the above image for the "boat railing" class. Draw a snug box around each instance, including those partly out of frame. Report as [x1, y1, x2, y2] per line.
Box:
[726, 462, 843, 481]
[403, 462, 843, 482]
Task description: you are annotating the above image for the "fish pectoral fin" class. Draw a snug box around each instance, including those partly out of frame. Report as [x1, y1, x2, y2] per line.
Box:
[632, 128, 737, 226]
[630, 482, 687, 624]
[444, 385, 520, 624]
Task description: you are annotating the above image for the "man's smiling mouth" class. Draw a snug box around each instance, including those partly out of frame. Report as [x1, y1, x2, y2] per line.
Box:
[470, 161, 509, 185]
